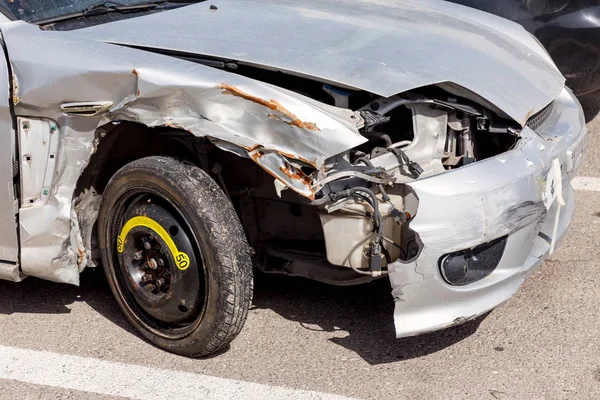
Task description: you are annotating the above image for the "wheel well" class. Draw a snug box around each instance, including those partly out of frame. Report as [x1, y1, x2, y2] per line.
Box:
[76, 121, 210, 195]
[76, 121, 328, 277]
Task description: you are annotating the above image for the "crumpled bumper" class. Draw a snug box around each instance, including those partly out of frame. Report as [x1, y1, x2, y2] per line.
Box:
[388, 87, 587, 337]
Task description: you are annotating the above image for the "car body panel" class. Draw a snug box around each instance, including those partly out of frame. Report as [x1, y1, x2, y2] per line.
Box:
[0, 44, 18, 264]
[1, 20, 367, 283]
[74, 0, 564, 126]
[390, 87, 587, 336]
[446, 0, 600, 95]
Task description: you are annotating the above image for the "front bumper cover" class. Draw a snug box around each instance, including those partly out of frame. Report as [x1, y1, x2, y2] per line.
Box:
[389, 87, 587, 337]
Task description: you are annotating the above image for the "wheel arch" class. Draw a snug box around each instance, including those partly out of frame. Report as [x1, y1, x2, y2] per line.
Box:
[76, 121, 207, 195]
[74, 121, 262, 270]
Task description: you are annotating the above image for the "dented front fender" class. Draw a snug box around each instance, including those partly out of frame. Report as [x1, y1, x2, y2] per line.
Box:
[1, 22, 366, 284]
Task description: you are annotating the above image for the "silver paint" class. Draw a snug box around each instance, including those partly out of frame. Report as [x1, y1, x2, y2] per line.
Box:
[76, 0, 564, 125]
[0, 48, 18, 263]
[389, 88, 587, 337]
[0, 21, 366, 283]
[0, 0, 586, 339]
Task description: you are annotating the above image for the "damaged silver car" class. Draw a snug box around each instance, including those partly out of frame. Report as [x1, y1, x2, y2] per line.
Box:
[0, 0, 587, 356]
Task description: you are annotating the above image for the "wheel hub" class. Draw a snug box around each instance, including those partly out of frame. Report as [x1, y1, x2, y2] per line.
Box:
[117, 200, 203, 325]
[130, 234, 171, 294]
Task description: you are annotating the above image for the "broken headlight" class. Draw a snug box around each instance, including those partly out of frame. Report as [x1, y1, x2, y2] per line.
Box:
[439, 236, 508, 286]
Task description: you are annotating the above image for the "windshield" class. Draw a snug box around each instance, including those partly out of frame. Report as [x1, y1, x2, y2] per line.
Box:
[0, 0, 163, 22]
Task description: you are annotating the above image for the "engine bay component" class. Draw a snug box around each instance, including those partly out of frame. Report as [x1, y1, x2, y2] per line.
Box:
[306, 90, 522, 278]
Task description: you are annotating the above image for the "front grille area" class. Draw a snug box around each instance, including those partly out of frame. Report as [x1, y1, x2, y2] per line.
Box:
[526, 101, 555, 131]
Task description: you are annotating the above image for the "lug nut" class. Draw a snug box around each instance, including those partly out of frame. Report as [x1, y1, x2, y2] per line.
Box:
[145, 284, 156, 292]
[133, 251, 143, 260]
[143, 241, 152, 250]
[147, 258, 158, 269]
[156, 278, 165, 289]
[157, 258, 165, 266]
[141, 274, 153, 283]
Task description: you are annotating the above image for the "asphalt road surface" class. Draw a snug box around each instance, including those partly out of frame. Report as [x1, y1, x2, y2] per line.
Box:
[1, 94, 600, 400]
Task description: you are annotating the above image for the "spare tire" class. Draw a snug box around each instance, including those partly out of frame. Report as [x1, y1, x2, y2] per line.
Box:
[98, 156, 253, 357]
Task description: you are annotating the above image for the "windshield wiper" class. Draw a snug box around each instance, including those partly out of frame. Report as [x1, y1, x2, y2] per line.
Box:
[33, 0, 206, 25]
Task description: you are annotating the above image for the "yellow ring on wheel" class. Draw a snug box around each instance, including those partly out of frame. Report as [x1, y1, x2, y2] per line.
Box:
[116, 216, 191, 271]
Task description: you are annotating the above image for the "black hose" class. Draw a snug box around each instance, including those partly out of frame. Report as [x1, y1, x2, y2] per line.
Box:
[380, 241, 392, 264]
[311, 186, 383, 241]
[382, 236, 407, 259]
[353, 150, 367, 160]
[354, 156, 373, 167]
[363, 132, 392, 147]
[310, 196, 331, 206]
[352, 187, 383, 241]
[378, 184, 390, 202]
[380, 134, 393, 147]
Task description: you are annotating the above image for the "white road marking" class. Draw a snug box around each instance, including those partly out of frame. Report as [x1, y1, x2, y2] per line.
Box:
[0, 345, 353, 400]
[572, 176, 600, 192]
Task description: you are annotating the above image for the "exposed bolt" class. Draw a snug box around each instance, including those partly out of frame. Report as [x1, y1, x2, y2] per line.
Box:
[133, 251, 143, 260]
[211, 163, 223, 174]
[157, 258, 165, 266]
[143, 241, 152, 250]
[141, 274, 153, 283]
[22, 121, 30, 130]
[147, 258, 158, 269]
[156, 278, 165, 289]
[145, 284, 156, 292]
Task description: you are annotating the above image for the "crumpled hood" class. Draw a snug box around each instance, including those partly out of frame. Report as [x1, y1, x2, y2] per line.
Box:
[76, 0, 565, 125]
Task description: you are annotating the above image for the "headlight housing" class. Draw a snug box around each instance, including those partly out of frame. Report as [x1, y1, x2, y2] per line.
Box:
[439, 236, 508, 286]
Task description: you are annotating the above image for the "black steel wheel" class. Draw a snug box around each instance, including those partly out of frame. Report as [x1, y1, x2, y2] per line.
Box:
[98, 156, 253, 357]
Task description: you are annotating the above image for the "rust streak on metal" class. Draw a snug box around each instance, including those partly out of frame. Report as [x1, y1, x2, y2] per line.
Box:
[77, 247, 86, 266]
[521, 108, 535, 127]
[218, 84, 321, 131]
[249, 149, 265, 163]
[249, 149, 315, 200]
[279, 165, 313, 187]
[164, 120, 192, 132]
[263, 165, 315, 200]
[244, 144, 261, 152]
[277, 150, 318, 169]
[132, 68, 139, 77]
[11, 71, 20, 105]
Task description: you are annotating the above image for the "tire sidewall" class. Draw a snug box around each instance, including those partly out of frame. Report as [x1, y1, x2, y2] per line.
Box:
[98, 158, 245, 354]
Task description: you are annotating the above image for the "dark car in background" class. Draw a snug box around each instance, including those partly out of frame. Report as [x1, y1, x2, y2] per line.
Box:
[446, 0, 600, 95]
